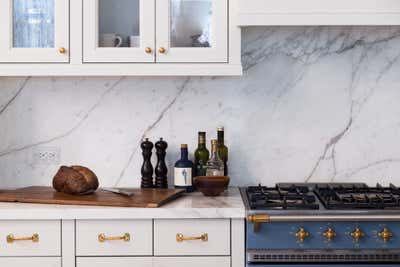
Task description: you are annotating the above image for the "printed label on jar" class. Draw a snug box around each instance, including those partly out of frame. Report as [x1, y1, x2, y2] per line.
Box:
[174, 167, 192, 186]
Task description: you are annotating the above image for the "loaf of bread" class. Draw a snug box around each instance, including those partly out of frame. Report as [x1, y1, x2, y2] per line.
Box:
[53, 165, 99, 195]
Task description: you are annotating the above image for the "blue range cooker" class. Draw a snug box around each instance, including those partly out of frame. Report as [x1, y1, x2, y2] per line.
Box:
[240, 183, 400, 267]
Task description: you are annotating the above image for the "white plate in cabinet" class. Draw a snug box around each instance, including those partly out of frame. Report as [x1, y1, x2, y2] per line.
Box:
[0, 220, 61, 256]
[77, 257, 153, 267]
[76, 220, 152, 256]
[154, 219, 230, 256]
[154, 256, 230, 267]
[0, 257, 61, 267]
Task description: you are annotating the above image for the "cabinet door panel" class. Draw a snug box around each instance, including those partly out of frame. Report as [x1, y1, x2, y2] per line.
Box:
[154, 257, 230, 267]
[77, 257, 153, 267]
[83, 0, 155, 62]
[156, 0, 228, 63]
[0, 0, 69, 62]
[0, 257, 61, 267]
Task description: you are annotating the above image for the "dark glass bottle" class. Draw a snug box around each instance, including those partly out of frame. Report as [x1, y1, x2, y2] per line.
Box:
[194, 132, 210, 177]
[217, 127, 228, 175]
[174, 144, 195, 192]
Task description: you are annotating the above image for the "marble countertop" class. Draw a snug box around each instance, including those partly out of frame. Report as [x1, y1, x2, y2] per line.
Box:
[0, 188, 245, 220]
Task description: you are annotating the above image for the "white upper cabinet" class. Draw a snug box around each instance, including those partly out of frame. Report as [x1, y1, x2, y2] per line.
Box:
[0, 0, 69, 62]
[83, 0, 155, 62]
[238, 0, 400, 26]
[156, 0, 228, 63]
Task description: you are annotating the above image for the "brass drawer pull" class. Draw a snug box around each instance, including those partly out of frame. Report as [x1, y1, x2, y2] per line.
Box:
[176, 233, 208, 242]
[7, 233, 39, 243]
[98, 233, 130, 242]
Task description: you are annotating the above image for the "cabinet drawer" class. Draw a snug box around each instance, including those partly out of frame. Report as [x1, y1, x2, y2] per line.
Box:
[0, 220, 60, 256]
[77, 257, 152, 267]
[154, 219, 230, 256]
[76, 220, 152, 256]
[154, 257, 230, 267]
[0, 257, 61, 267]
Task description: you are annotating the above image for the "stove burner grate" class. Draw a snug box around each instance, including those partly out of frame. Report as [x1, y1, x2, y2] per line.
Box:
[315, 183, 400, 209]
[246, 184, 319, 210]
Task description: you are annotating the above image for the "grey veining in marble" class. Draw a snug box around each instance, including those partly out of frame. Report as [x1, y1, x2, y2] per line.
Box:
[1, 27, 400, 188]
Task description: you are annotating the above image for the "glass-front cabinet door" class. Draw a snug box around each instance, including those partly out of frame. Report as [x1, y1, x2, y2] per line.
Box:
[83, 0, 155, 62]
[0, 0, 69, 63]
[156, 0, 228, 63]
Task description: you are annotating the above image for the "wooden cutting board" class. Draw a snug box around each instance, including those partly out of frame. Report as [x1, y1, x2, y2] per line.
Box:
[0, 186, 185, 208]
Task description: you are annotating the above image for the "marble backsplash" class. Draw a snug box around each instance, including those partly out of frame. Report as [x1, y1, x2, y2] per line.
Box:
[1, 26, 400, 188]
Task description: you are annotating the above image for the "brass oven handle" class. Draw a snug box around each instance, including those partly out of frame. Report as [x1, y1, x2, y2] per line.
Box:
[176, 233, 208, 242]
[7, 233, 39, 243]
[98, 233, 130, 242]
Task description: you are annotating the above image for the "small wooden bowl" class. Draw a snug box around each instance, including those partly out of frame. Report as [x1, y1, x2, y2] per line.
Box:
[194, 176, 230, 197]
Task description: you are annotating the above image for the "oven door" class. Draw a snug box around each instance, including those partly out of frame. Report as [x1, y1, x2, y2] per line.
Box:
[247, 265, 400, 267]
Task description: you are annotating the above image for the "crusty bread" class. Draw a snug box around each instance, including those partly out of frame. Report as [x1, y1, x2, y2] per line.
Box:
[53, 165, 99, 195]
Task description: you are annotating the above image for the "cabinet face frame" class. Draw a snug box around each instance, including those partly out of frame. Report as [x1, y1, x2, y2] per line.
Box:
[83, 0, 156, 63]
[156, 0, 228, 63]
[0, 0, 69, 63]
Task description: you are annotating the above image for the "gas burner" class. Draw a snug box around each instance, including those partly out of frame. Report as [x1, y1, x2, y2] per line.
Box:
[246, 184, 319, 210]
[314, 183, 400, 209]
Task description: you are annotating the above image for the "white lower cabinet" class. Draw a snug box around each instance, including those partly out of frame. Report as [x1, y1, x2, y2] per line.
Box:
[154, 257, 231, 267]
[77, 257, 230, 267]
[0, 220, 61, 256]
[77, 257, 153, 267]
[0, 257, 61, 267]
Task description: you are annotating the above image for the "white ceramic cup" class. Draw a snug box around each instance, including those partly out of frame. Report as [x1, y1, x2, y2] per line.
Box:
[99, 33, 123, 47]
[129, 36, 140, 47]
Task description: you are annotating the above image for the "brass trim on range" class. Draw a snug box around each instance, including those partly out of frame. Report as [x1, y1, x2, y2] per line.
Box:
[7, 233, 39, 243]
[248, 214, 270, 232]
[350, 227, 365, 242]
[322, 227, 337, 242]
[98, 233, 130, 243]
[378, 227, 393, 243]
[176, 233, 208, 242]
[295, 227, 310, 242]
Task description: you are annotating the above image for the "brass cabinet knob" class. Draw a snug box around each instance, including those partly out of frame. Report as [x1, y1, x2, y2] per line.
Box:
[158, 47, 166, 54]
[98, 233, 130, 243]
[378, 227, 393, 243]
[176, 233, 208, 242]
[145, 47, 152, 54]
[350, 227, 365, 242]
[295, 227, 309, 242]
[58, 47, 67, 54]
[322, 227, 336, 242]
[7, 233, 39, 243]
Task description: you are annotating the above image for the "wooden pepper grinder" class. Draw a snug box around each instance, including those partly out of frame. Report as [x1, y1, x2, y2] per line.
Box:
[140, 138, 154, 188]
[155, 138, 168, 188]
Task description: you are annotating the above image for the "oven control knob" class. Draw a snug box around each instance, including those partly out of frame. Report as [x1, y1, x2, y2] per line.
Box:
[295, 227, 310, 242]
[350, 227, 365, 242]
[378, 227, 393, 243]
[322, 227, 336, 242]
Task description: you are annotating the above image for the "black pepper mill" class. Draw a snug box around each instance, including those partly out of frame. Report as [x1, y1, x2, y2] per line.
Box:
[155, 138, 168, 188]
[140, 138, 154, 188]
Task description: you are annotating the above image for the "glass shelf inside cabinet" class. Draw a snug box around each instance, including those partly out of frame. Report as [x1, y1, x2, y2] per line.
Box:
[98, 0, 140, 48]
[13, 0, 55, 48]
[171, 0, 212, 48]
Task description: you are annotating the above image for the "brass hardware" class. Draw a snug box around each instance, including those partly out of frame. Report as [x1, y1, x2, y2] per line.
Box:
[58, 47, 66, 54]
[98, 233, 130, 243]
[248, 214, 270, 232]
[176, 233, 208, 242]
[322, 227, 336, 241]
[145, 47, 152, 54]
[7, 233, 39, 243]
[295, 227, 309, 242]
[158, 47, 166, 54]
[350, 227, 365, 242]
[378, 227, 393, 242]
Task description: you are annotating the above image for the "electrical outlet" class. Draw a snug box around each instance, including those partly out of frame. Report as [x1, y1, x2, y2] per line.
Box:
[32, 147, 61, 165]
